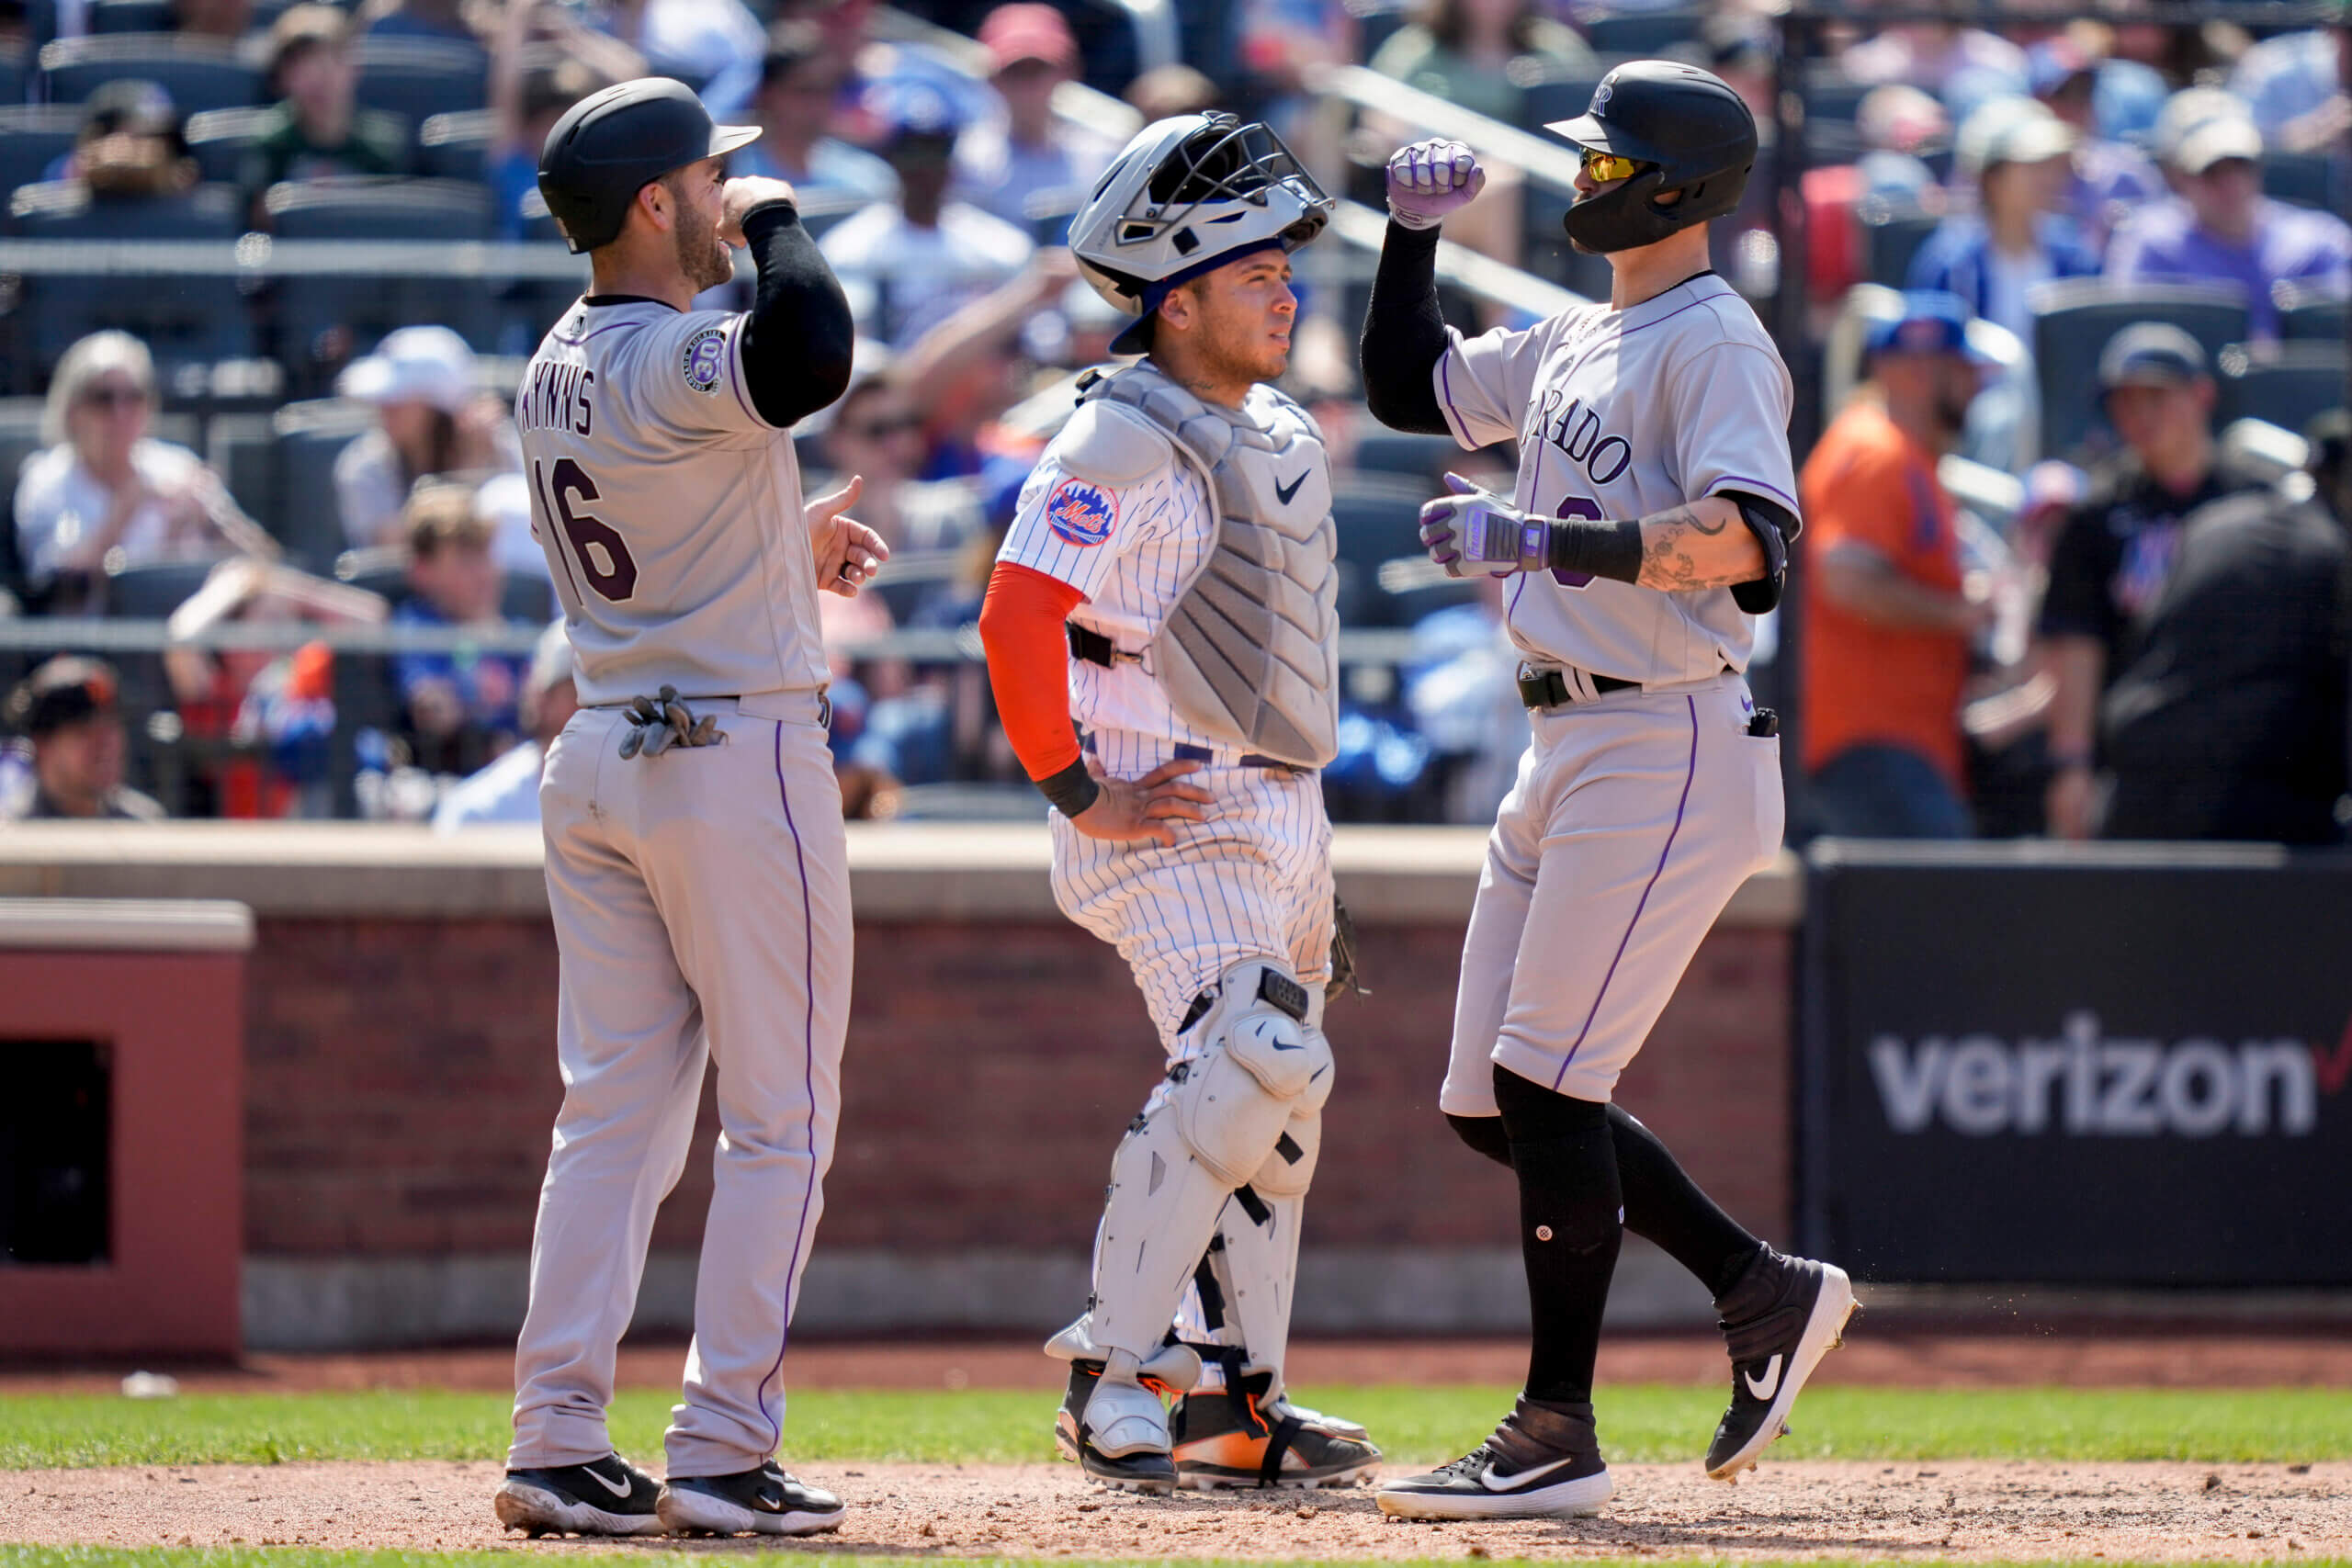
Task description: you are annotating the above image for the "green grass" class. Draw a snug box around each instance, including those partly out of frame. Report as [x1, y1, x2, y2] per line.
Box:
[2, 1385, 2347, 1472]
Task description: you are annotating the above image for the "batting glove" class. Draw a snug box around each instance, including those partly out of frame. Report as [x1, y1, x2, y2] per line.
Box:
[1419, 472, 1544, 579]
[1385, 140, 1487, 231]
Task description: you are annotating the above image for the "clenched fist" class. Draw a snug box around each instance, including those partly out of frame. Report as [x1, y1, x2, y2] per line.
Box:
[1385, 140, 1487, 231]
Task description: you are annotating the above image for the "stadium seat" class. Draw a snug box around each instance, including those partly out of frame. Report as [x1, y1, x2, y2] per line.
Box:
[351, 37, 489, 127]
[1802, 64, 1871, 126]
[87, 0, 174, 31]
[1585, 10, 1703, 54]
[13, 251, 255, 385]
[415, 108, 493, 184]
[2261, 151, 2334, 212]
[1331, 473, 1435, 629]
[2029, 279, 2251, 459]
[1351, 432, 1459, 488]
[272, 398, 377, 570]
[39, 34, 264, 116]
[104, 557, 224, 617]
[185, 106, 274, 186]
[0, 402, 51, 522]
[0, 107, 82, 203]
[7, 178, 243, 237]
[209, 412, 283, 536]
[2276, 285, 2347, 344]
[2215, 342, 2347, 434]
[264, 174, 481, 239]
[1857, 199, 1939, 288]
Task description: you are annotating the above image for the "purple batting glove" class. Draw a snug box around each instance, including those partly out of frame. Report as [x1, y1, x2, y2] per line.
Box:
[1419, 472, 1543, 578]
[1385, 140, 1487, 231]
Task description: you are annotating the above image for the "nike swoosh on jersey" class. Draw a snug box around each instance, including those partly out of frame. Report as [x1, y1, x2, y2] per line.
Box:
[1480, 1454, 1580, 1492]
[1274, 471, 1307, 505]
[1744, 1353, 1785, 1402]
[582, 1465, 633, 1499]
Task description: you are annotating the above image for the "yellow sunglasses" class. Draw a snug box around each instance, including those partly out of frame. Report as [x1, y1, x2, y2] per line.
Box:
[1580, 148, 1641, 183]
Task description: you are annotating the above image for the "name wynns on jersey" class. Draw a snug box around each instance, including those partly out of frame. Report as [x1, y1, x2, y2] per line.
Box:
[1532, 390, 1633, 487]
[517, 361, 596, 437]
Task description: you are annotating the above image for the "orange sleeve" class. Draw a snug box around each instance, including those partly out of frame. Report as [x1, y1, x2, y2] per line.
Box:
[978, 559, 1086, 782]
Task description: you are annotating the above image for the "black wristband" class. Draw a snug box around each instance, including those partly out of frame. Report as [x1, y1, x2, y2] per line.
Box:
[1543, 517, 1645, 584]
[1036, 758, 1101, 818]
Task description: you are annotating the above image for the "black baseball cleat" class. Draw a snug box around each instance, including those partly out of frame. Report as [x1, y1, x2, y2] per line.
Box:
[1375, 1396, 1611, 1520]
[1704, 1246, 1858, 1480]
[1169, 1375, 1381, 1489]
[492, 1452, 667, 1537]
[1054, 1359, 1180, 1493]
[656, 1460, 844, 1536]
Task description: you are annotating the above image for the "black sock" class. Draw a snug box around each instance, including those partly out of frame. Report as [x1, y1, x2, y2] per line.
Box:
[1495, 1064, 1620, 1407]
[1607, 1103, 1763, 1302]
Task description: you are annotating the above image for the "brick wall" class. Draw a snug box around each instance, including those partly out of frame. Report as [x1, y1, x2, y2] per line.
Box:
[243, 916, 1792, 1262]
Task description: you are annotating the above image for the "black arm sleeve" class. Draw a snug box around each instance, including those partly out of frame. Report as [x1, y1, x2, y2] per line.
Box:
[1360, 220, 1451, 435]
[1724, 491, 1798, 615]
[735, 200, 856, 428]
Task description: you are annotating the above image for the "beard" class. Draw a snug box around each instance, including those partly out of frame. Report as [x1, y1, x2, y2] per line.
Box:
[674, 199, 734, 294]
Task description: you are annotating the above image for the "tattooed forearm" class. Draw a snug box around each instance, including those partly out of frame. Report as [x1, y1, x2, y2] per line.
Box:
[1633, 497, 1765, 590]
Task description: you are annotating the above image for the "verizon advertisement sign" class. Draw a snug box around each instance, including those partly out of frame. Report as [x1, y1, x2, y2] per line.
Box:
[1800, 851, 2352, 1285]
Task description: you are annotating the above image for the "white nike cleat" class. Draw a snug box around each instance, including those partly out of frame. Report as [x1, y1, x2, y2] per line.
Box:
[1375, 1397, 1611, 1520]
[1703, 1247, 1857, 1480]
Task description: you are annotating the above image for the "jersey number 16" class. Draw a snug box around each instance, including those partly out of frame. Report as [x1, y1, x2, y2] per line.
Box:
[535, 457, 639, 604]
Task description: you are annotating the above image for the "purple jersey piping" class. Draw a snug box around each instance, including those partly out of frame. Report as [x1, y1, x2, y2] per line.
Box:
[1550, 694, 1699, 1089]
[752, 719, 821, 1450]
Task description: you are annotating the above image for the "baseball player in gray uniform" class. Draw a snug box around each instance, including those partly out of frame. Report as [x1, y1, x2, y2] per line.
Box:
[975, 114, 1381, 1495]
[1358, 62, 1855, 1520]
[492, 78, 886, 1540]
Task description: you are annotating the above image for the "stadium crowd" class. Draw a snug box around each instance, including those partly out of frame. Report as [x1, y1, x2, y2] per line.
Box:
[0, 0, 2346, 840]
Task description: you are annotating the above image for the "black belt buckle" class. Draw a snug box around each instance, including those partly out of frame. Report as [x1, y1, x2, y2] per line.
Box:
[1516, 667, 1570, 709]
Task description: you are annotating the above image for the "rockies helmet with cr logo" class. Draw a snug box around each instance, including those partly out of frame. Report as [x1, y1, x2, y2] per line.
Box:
[537, 77, 761, 254]
[1546, 60, 1757, 254]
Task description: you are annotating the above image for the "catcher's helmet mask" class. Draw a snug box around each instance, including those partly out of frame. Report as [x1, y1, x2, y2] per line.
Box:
[538, 77, 762, 255]
[1069, 114, 1331, 355]
[1547, 60, 1756, 255]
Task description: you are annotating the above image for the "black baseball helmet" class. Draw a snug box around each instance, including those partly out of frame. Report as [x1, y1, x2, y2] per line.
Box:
[537, 77, 761, 254]
[1546, 61, 1757, 254]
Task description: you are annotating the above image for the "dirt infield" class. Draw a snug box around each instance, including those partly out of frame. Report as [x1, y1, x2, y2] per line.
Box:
[11, 1335, 2352, 1396]
[5, 1460, 2344, 1560]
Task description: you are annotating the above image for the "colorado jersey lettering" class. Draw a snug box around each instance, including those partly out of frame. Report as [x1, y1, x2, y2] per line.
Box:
[1434, 273, 1800, 682]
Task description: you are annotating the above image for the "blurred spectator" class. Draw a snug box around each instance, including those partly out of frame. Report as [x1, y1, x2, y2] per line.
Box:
[356, 0, 479, 44]
[2228, 1, 2350, 153]
[169, 0, 251, 39]
[1365, 0, 1593, 127]
[2095, 412, 2350, 843]
[163, 558, 390, 818]
[888, 253, 1067, 484]
[1852, 84, 1948, 204]
[487, 3, 641, 240]
[1230, 0, 1353, 134]
[15, 332, 256, 614]
[47, 80, 197, 197]
[1843, 19, 2027, 104]
[816, 356, 982, 553]
[735, 21, 895, 202]
[2034, 324, 2270, 840]
[1126, 63, 1222, 123]
[2104, 94, 2352, 339]
[0, 658, 164, 821]
[434, 620, 577, 829]
[240, 5, 407, 216]
[953, 5, 1118, 237]
[472, 469, 560, 581]
[1800, 294, 1994, 839]
[1908, 99, 2098, 343]
[820, 78, 1034, 349]
[2027, 35, 2163, 249]
[591, 0, 765, 119]
[334, 326, 522, 550]
[392, 482, 531, 775]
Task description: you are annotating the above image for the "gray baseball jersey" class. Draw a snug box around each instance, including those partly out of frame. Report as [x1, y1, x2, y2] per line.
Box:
[1433, 272, 1799, 683]
[515, 299, 828, 707]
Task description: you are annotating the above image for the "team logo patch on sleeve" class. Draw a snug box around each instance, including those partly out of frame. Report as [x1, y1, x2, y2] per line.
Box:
[681, 326, 728, 395]
[1045, 478, 1118, 547]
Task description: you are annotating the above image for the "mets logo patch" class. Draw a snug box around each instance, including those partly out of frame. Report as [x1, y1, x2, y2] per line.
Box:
[1045, 478, 1117, 547]
[681, 326, 728, 395]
